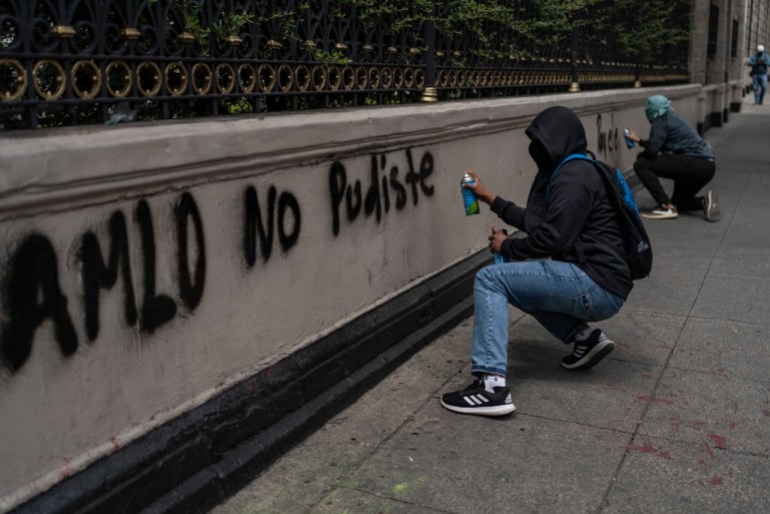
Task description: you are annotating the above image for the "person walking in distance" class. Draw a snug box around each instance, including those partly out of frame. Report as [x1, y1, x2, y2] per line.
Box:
[440, 106, 632, 417]
[748, 44, 770, 105]
[625, 95, 719, 222]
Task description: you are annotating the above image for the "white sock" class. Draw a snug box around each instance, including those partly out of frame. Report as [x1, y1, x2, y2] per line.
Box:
[574, 327, 594, 342]
[483, 374, 506, 393]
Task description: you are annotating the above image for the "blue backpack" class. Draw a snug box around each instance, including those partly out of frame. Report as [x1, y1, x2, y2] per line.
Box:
[547, 153, 653, 280]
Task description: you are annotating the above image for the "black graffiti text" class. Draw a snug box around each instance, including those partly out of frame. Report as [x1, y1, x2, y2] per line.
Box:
[329, 148, 435, 236]
[1, 192, 207, 371]
[597, 114, 620, 156]
[244, 185, 301, 267]
[1, 235, 79, 371]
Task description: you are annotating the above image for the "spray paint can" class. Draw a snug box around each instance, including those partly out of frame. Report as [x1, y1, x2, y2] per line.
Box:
[493, 228, 509, 264]
[461, 172, 480, 216]
[624, 128, 635, 149]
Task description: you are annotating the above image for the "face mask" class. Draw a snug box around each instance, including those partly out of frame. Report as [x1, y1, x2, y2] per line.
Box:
[529, 140, 551, 170]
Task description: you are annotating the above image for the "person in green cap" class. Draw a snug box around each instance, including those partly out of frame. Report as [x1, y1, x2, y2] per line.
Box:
[625, 95, 719, 221]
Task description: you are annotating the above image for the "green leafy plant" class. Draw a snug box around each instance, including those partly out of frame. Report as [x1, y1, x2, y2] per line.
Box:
[312, 49, 352, 68]
[213, 11, 255, 40]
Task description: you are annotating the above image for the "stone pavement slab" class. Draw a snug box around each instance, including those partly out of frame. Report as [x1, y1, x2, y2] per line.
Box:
[604, 436, 770, 514]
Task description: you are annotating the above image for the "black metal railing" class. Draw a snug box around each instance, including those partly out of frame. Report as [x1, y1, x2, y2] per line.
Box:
[0, 0, 690, 130]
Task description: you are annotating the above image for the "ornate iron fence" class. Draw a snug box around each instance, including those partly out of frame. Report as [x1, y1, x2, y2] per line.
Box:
[0, 0, 690, 130]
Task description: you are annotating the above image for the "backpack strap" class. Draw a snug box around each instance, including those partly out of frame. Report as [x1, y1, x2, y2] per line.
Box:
[544, 153, 593, 265]
[545, 153, 592, 202]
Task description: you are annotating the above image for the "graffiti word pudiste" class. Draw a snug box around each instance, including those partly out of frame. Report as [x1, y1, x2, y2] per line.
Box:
[329, 148, 435, 236]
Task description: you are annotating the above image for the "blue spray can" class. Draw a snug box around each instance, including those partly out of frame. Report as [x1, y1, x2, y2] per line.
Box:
[624, 128, 635, 149]
[493, 228, 509, 264]
[461, 172, 480, 216]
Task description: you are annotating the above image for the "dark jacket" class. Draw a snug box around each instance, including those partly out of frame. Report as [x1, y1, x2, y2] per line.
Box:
[748, 52, 770, 76]
[492, 106, 633, 299]
[640, 112, 714, 159]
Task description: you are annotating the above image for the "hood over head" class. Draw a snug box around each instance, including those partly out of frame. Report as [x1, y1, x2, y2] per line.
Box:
[525, 106, 587, 172]
[645, 94, 673, 122]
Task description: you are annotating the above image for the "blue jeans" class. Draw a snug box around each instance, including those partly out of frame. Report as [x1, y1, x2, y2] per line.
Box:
[470, 260, 625, 377]
[753, 74, 768, 104]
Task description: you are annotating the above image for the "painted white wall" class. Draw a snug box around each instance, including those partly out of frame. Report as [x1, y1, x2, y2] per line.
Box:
[0, 84, 703, 509]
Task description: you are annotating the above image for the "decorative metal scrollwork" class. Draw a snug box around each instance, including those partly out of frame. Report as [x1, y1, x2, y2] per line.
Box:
[72, 60, 101, 99]
[342, 66, 355, 91]
[258, 64, 275, 93]
[0, 59, 27, 101]
[393, 68, 404, 89]
[106, 61, 132, 98]
[295, 65, 311, 92]
[33, 60, 66, 100]
[277, 64, 293, 92]
[136, 61, 162, 97]
[368, 67, 381, 90]
[312, 66, 327, 91]
[239, 64, 257, 93]
[165, 62, 188, 96]
[0, 0, 689, 129]
[380, 67, 393, 89]
[216, 63, 236, 94]
[192, 63, 213, 95]
[355, 67, 368, 90]
[327, 66, 342, 91]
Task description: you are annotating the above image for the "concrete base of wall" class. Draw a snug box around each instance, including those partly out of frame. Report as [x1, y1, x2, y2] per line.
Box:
[711, 111, 723, 128]
[10, 250, 489, 514]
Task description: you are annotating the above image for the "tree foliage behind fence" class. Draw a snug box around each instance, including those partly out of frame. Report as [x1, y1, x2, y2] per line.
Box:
[0, 0, 691, 130]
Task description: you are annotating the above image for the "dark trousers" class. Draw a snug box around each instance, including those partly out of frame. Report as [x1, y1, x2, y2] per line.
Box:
[633, 153, 716, 211]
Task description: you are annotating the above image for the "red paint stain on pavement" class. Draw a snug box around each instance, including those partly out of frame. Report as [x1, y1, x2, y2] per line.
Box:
[670, 415, 681, 435]
[625, 440, 671, 459]
[704, 441, 715, 459]
[710, 476, 724, 486]
[708, 433, 727, 449]
[732, 400, 739, 414]
[636, 395, 674, 405]
[762, 409, 770, 417]
[110, 436, 121, 452]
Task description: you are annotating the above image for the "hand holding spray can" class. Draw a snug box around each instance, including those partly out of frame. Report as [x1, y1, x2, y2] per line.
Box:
[623, 128, 635, 149]
[461, 172, 480, 216]
[493, 228, 509, 264]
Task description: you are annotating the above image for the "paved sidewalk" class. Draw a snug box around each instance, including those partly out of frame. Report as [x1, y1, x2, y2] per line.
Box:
[212, 96, 770, 514]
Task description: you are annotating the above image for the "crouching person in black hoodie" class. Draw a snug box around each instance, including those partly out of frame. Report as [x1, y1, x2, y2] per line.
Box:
[441, 106, 633, 417]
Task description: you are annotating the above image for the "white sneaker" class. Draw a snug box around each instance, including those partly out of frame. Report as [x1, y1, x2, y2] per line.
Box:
[641, 205, 678, 220]
[703, 190, 720, 222]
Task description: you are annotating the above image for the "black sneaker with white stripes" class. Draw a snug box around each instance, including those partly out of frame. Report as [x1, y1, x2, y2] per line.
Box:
[440, 378, 516, 416]
[561, 329, 615, 370]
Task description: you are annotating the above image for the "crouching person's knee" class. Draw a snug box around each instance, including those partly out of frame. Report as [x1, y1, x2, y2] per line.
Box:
[474, 265, 497, 292]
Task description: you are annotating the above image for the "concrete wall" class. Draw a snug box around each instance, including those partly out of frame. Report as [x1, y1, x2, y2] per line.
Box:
[0, 84, 704, 511]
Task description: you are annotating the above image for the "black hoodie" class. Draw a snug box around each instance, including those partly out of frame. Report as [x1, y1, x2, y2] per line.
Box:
[491, 106, 633, 299]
